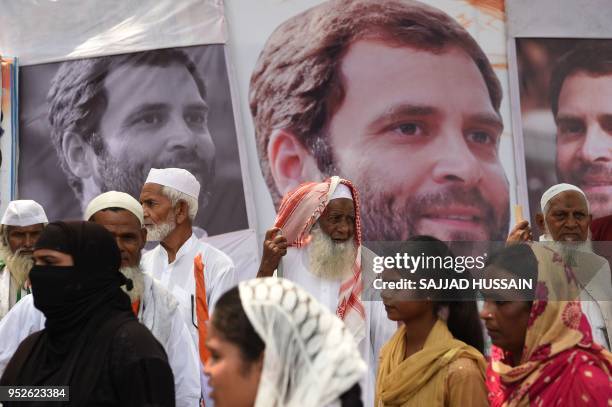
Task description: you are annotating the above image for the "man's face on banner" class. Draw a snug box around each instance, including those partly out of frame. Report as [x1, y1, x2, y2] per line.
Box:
[93, 63, 215, 207]
[320, 41, 509, 241]
[555, 72, 612, 219]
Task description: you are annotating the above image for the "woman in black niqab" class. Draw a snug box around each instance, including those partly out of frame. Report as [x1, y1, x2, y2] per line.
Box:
[0, 221, 175, 406]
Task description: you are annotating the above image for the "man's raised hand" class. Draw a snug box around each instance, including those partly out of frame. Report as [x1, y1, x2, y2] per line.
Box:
[507, 220, 533, 244]
[257, 227, 288, 277]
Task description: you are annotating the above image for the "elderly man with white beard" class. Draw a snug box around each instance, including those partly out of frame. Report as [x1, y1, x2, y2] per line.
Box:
[139, 167, 235, 406]
[0, 191, 201, 407]
[0, 200, 47, 319]
[258, 176, 395, 406]
[508, 183, 612, 350]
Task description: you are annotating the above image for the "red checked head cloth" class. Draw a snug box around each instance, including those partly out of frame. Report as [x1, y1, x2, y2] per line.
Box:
[274, 176, 365, 342]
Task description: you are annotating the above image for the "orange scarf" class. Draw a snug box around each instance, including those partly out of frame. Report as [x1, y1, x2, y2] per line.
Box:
[193, 253, 210, 364]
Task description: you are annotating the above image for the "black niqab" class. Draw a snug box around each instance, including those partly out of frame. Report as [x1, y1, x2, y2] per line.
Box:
[1, 221, 138, 405]
[30, 221, 131, 354]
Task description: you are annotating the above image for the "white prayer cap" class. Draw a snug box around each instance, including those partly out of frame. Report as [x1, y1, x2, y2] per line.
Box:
[330, 182, 353, 201]
[540, 183, 589, 213]
[84, 191, 144, 226]
[145, 168, 200, 199]
[1, 200, 48, 227]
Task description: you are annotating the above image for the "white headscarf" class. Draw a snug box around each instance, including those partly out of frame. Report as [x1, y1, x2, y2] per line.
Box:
[238, 277, 366, 407]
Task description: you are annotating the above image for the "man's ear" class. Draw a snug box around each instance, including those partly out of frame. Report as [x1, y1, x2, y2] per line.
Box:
[268, 129, 322, 196]
[174, 200, 190, 225]
[61, 131, 95, 178]
[535, 213, 546, 235]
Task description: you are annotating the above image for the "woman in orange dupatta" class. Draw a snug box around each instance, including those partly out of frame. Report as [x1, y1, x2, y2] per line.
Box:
[482, 243, 612, 406]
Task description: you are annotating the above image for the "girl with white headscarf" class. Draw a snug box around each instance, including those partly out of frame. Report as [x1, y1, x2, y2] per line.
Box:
[204, 277, 366, 407]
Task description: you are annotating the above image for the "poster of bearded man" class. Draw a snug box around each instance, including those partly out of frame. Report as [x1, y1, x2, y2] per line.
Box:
[18, 45, 249, 238]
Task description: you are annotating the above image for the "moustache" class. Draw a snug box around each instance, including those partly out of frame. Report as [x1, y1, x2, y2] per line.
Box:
[410, 186, 494, 220]
[573, 163, 612, 184]
[14, 248, 34, 258]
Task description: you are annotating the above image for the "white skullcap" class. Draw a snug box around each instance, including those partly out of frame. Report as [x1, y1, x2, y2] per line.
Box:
[1, 200, 48, 227]
[330, 182, 353, 201]
[145, 168, 200, 199]
[84, 191, 144, 226]
[540, 183, 589, 213]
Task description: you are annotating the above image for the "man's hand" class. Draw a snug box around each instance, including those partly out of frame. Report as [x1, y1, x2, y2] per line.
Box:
[507, 220, 533, 244]
[257, 227, 288, 278]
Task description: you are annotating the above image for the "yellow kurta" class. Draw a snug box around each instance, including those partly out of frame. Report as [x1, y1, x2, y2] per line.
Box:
[376, 319, 487, 406]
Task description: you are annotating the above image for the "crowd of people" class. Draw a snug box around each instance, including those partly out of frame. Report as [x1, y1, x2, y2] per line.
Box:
[0, 165, 609, 406]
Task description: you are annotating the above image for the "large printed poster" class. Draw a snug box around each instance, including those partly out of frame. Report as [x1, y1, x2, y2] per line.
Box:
[18, 45, 248, 237]
[233, 0, 515, 243]
[516, 38, 612, 223]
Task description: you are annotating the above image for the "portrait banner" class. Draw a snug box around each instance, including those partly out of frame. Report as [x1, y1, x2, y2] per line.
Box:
[514, 38, 612, 223]
[228, 0, 516, 244]
[18, 44, 260, 278]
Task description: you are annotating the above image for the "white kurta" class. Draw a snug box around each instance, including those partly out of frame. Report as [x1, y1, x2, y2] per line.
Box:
[574, 251, 612, 350]
[141, 233, 236, 406]
[280, 247, 396, 407]
[0, 274, 201, 407]
[141, 233, 236, 348]
[140, 274, 201, 406]
[0, 265, 28, 319]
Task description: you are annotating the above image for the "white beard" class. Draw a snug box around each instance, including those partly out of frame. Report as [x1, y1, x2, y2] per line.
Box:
[539, 233, 593, 266]
[119, 266, 145, 303]
[146, 218, 176, 242]
[308, 226, 357, 281]
[0, 242, 33, 287]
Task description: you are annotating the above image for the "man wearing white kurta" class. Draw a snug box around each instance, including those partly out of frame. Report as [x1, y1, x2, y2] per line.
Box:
[508, 183, 612, 350]
[257, 176, 395, 407]
[0, 191, 201, 407]
[140, 168, 235, 405]
[0, 200, 47, 320]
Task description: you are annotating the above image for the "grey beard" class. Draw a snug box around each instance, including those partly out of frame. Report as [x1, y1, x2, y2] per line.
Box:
[0, 243, 33, 287]
[540, 220, 593, 266]
[540, 235, 593, 265]
[308, 226, 357, 281]
[146, 219, 176, 242]
[120, 266, 145, 303]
